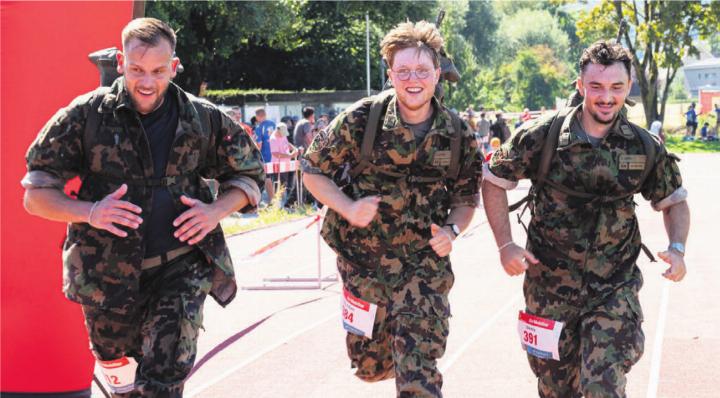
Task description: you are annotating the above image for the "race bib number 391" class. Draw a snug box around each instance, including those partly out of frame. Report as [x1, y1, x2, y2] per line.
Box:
[517, 311, 564, 361]
[341, 288, 378, 338]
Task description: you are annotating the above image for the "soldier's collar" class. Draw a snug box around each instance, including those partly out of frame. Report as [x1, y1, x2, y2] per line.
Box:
[558, 104, 635, 147]
[382, 95, 448, 135]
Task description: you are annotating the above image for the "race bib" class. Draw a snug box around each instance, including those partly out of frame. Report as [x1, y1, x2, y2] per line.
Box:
[517, 311, 564, 361]
[341, 288, 378, 338]
[98, 356, 138, 394]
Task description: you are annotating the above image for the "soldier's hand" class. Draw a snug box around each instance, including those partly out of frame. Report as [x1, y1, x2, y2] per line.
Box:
[344, 196, 381, 228]
[173, 195, 222, 245]
[429, 223, 454, 257]
[499, 243, 538, 276]
[657, 250, 687, 282]
[87, 184, 143, 238]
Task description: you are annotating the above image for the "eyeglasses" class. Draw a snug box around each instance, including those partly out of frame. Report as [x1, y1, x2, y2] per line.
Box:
[391, 68, 433, 81]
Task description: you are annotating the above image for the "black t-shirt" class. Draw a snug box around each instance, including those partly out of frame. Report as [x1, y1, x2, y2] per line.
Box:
[138, 92, 183, 258]
[405, 115, 434, 145]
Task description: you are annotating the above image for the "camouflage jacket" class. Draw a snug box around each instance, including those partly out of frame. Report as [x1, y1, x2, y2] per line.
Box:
[23, 78, 265, 311]
[303, 94, 481, 265]
[484, 105, 686, 299]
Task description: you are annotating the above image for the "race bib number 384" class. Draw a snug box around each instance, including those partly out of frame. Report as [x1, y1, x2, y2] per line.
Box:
[517, 311, 564, 361]
[341, 288, 378, 338]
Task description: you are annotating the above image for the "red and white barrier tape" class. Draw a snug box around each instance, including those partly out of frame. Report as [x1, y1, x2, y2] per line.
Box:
[244, 214, 321, 259]
[264, 160, 299, 175]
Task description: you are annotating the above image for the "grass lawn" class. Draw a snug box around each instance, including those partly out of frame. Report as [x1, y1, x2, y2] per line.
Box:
[221, 189, 317, 236]
[664, 133, 720, 153]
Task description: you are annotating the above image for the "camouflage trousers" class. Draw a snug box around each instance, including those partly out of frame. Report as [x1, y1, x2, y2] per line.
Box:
[524, 284, 644, 398]
[82, 249, 213, 398]
[337, 253, 454, 398]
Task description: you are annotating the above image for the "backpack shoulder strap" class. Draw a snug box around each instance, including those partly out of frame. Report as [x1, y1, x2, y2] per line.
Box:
[446, 110, 464, 181]
[349, 89, 394, 178]
[83, 87, 111, 165]
[508, 106, 573, 212]
[630, 123, 657, 192]
[536, 106, 575, 187]
[186, 93, 218, 171]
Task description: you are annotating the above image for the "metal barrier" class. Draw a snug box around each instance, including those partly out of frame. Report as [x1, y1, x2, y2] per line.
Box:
[241, 208, 338, 291]
[264, 160, 304, 206]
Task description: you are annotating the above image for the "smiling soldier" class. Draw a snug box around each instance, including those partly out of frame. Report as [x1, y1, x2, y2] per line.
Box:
[22, 18, 264, 397]
[482, 40, 690, 397]
[302, 21, 481, 398]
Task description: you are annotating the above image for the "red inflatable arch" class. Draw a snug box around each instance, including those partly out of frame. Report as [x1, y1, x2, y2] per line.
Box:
[1, 1, 134, 395]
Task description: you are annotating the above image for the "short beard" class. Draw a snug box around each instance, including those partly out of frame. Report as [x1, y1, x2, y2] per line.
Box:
[588, 108, 616, 125]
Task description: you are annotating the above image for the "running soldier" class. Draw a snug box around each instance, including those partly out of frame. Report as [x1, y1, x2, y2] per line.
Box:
[302, 21, 481, 398]
[482, 40, 690, 397]
[22, 18, 264, 397]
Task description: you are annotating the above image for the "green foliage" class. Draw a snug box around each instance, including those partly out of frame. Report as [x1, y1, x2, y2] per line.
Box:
[148, 0, 436, 94]
[205, 88, 333, 102]
[667, 76, 689, 102]
[509, 46, 570, 111]
[145, 0, 574, 112]
[147, 0, 303, 94]
[461, 0, 498, 61]
[496, 9, 570, 63]
[441, 1, 572, 111]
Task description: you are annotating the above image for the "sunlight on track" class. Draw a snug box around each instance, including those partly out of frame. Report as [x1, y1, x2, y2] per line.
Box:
[440, 292, 523, 373]
[186, 312, 338, 397]
[646, 280, 670, 398]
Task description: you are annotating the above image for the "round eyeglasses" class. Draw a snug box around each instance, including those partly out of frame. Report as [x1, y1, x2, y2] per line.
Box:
[391, 68, 433, 81]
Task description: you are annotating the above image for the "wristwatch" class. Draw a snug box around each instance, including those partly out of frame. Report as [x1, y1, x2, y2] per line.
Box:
[668, 242, 685, 257]
[445, 224, 460, 238]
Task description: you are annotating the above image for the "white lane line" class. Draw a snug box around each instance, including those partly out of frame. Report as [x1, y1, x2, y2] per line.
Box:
[646, 280, 671, 398]
[186, 311, 337, 397]
[440, 292, 523, 373]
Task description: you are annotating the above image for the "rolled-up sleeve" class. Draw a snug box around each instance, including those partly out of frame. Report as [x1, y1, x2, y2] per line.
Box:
[208, 110, 265, 212]
[22, 102, 86, 190]
[642, 150, 686, 211]
[485, 118, 547, 189]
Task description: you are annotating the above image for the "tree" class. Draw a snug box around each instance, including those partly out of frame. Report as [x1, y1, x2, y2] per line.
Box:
[461, 0, 499, 63]
[577, 0, 720, 127]
[509, 46, 570, 110]
[496, 8, 570, 63]
[289, 1, 436, 91]
[148, 1, 436, 93]
[147, 0, 302, 94]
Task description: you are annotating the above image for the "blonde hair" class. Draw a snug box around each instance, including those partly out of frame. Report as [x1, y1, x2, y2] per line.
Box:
[490, 137, 501, 149]
[380, 21, 443, 68]
[276, 122, 289, 137]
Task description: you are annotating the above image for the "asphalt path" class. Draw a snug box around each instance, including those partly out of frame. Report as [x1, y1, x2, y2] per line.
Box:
[102, 153, 718, 397]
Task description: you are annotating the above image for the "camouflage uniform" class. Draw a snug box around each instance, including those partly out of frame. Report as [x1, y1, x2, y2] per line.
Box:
[22, 77, 265, 396]
[484, 105, 686, 398]
[303, 94, 481, 397]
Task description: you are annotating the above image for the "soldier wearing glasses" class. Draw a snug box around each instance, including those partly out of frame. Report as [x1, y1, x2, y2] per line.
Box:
[302, 21, 481, 397]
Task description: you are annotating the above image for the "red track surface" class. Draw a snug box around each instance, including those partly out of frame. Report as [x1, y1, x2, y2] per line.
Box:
[91, 153, 719, 397]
